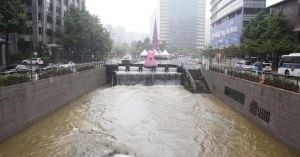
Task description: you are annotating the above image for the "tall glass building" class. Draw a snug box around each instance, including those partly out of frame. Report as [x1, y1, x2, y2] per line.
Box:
[210, 0, 266, 48]
[160, 0, 206, 50]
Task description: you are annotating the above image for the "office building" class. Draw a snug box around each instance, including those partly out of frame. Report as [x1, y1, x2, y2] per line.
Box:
[160, 0, 206, 50]
[210, 0, 266, 48]
[268, 0, 300, 46]
[19, 0, 86, 53]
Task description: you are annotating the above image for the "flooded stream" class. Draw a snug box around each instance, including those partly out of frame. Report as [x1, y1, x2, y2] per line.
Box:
[0, 86, 298, 157]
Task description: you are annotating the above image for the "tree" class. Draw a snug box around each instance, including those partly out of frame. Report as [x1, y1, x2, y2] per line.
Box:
[64, 7, 112, 62]
[143, 38, 151, 50]
[0, 0, 27, 65]
[241, 12, 295, 69]
[111, 42, 130, 57]
[159, 40, 168, 51]
[223, 45, 240, 58]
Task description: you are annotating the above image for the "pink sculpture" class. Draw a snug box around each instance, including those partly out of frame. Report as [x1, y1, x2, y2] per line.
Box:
[144, 51, 158, 68]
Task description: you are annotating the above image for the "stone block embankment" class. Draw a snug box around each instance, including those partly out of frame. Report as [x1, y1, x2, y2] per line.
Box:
[202, 70, 300, 153]
[0, 68, 106, 142]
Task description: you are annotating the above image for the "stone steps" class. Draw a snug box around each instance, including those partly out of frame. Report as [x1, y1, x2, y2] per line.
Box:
[187, 69, 210, 93]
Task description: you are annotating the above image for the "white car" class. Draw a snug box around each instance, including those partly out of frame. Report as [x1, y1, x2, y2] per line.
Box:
[59, 61, 75, 68]
[235, 60, 252, 71]
[22, 58, 44, 65]
[59, 61, 76, 72]
[0, 65, 29, 74]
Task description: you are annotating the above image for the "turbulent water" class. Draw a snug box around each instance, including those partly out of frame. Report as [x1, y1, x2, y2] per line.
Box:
[0, 86, 298, 157]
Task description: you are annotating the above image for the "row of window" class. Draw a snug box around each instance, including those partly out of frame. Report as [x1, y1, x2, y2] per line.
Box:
[27, 14, 62, 26]
[23, 27, 62, 35]
[26, 0, 82, 7]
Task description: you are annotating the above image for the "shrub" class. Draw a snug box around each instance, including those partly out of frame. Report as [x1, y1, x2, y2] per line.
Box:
[77, 64, 95, 72]
[39, 69, 73, 80]
[264, 77, 299, 93]
[0, 74, 30, 87]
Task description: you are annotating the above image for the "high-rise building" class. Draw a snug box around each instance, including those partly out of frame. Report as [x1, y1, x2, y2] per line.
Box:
[159, 0, 206, 50]
[210, 0, 265, 48]
[19, 0, 85, 53]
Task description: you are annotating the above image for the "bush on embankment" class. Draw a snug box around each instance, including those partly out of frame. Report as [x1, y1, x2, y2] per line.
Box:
[77, 64, 95, 72]
[0, 74, 30, 87]
[39, 69, 73, 80]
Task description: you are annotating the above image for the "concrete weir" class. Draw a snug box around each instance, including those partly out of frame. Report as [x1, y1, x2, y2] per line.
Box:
[115, 66, 182, 86]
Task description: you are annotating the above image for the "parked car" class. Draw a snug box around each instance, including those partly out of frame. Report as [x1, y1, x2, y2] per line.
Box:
[59, 61, 76, 69]
[235, 60, 252, 71]
[58, 61, 76, 72]
[36, 63, 58, 73]
[0, 65, 29, 74]
[251, 62, 272, 74]
[22, 58, 44, 65]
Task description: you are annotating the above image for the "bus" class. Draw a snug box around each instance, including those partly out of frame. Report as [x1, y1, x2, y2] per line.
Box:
[278, 53, 300, 76]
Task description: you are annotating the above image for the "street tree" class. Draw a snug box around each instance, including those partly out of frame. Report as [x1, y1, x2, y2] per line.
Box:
[241, 12, 295, 69]
[0, 0, 27, 65]
[159, 40, 168, 51]
[143, 38, 151, 50]
[111, 42, 130, 57]
[64, 7, 112, 62]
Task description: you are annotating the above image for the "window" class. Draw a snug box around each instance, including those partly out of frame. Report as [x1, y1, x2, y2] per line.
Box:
[39, 27, 43, 34]
[282, 57, 300, 63]
[38, 0, 43, 6]
[47, 15, 53, 23]
[26, 0, 32, 5]
[38, 13, 42, 21]
[56, 19, 61, 26]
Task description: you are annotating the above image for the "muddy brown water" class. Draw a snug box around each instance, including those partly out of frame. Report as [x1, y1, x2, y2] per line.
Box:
[0, 86, 298, 157]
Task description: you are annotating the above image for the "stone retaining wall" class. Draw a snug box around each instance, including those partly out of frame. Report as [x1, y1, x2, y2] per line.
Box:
[202, 70, 300, 153]
[0, 68, 106, 141]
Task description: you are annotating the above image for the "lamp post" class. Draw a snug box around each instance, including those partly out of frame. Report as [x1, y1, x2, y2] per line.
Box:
[30, 20, 44, 81]
[209, 46, 212, 65]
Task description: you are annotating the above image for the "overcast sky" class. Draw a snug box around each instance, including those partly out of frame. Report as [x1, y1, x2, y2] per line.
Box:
[86, 0, 282, 34]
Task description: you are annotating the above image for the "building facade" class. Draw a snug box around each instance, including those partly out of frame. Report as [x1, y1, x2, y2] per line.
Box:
[268, 0, 300, 46]
[159, 0, 206, 50]
[19, 0, 85, 53]
[210, 0, 266, 48]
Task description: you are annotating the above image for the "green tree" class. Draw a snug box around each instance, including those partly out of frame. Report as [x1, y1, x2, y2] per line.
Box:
[241, 12, 295, 69]
[111, 42, 130, 57]
[143, 38, 151, 50]
[0, 0, 27, 65]
[159, 40, 168, 51]
[64, 7, 112, 62]
[241, 12, 268, 57]
[224, 45, 240, 58]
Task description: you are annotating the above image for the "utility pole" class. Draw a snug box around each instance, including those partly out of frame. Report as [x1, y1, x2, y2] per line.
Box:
[1, 44, 6, 66]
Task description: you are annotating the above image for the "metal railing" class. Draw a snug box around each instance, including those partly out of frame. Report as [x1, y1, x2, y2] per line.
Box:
[205, 64, 300, 93]
[184, 68, 197, 92]
[0, 62, 104, 88]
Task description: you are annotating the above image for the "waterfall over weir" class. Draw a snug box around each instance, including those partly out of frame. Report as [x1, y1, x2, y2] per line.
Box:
[114, 66, 183, 86]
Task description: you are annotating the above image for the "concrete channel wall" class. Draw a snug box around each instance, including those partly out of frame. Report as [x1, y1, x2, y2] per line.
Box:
[202, 70, 300, 153]
[0, 68, 107, 142]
